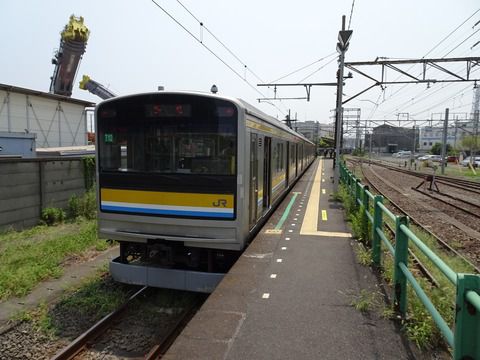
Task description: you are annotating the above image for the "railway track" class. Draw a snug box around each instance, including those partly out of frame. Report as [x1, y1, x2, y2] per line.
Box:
[354, 157, 480, 195]
[348, 159, 480, 276]
[52, 287, 205, 360]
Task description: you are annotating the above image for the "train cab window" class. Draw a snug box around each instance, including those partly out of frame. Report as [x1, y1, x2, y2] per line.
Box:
[97, 96, 237, 176]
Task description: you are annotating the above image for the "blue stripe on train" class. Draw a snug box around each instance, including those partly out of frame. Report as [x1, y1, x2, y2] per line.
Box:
[101, 205, 234, 218]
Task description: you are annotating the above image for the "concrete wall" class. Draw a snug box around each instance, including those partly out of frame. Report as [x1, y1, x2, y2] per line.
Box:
[0, 158, 89, 231]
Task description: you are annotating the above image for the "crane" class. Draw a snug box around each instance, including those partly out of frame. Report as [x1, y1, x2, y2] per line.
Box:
[49, 15, 89, 97]
[79, 75, 116, 100]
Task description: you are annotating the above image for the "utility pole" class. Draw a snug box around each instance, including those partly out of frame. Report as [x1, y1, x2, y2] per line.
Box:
[441, 108, 449, 175]
[411, 120, 416, 170]
[333, 15, 352, 191]
[473, 110, 479, 163]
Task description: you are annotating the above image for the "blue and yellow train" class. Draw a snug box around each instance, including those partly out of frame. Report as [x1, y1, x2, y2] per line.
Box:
[95, 91, 315, 292]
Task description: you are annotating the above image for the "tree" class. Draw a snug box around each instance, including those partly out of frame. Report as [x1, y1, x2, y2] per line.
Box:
[461, 135, 479, 155]
[430, 142, 452, 155]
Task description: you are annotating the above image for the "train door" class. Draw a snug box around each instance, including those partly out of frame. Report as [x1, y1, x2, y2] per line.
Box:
[249, 133, 258, 229]
[285, 141, 290, 187]
[263, 137, 272, 210]
[295, 143, 299, 177]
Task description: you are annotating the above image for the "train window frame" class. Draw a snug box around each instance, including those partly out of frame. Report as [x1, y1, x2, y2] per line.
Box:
[97, 96, 238, 177]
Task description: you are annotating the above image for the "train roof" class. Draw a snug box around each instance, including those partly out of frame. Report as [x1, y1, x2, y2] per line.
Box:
[97, 90, 313, 145]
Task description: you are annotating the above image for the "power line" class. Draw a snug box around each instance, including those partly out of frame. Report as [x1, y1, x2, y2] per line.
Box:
[268, 53, 336, 84]
[150, 0, 286, 115]
[442, 27, 480, 57]
[298, 56, 338, 83]
[366, 9, 480, 118]
[426, 8, 480, 58]
[176, 0, 265, 83]
[347, 0, 356, 30]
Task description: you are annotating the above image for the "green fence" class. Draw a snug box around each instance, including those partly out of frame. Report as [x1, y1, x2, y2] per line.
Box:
[340, 162, 480, 359]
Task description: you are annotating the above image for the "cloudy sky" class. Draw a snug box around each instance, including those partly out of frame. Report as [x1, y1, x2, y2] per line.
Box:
[1, 1, 479, 126]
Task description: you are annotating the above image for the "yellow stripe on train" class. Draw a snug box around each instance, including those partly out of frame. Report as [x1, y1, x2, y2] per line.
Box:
[101, 188, 234, 208]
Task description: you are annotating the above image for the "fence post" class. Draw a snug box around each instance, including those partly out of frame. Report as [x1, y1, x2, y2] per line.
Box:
[362, 185, 370, 243]
[394, 215, 409, 316]
[372, 195, 383, 267]
[454, 274, 480, 359]
[355, 179, 361, 208]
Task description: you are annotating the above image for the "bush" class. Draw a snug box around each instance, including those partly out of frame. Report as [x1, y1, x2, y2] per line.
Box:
[67, 189, 97, 220]
[68, 194, 82, 219]
[41, 207, 66, 226]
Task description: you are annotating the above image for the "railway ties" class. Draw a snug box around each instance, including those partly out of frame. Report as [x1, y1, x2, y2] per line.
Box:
[51, 287, 205, 360]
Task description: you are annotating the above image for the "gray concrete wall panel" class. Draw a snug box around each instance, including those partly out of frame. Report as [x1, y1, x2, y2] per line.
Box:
[0, 158, 90, 231]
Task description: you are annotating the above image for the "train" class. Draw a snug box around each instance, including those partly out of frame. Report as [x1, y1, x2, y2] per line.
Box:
[95, 91, 315, 292]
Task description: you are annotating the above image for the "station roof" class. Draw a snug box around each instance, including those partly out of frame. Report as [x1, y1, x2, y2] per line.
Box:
[0, 83, 96, 107]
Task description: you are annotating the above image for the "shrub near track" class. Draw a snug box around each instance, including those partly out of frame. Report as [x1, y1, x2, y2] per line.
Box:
[0, 220, 108, 301]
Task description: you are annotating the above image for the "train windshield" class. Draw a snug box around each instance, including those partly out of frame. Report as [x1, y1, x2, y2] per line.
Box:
[97, 94, 237, 176]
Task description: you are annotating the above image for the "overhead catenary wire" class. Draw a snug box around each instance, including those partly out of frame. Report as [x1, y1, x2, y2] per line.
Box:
[347, 0, 356, 30]
[176, 0, 265, 83]
[365, 9, 480, 119]
[268, 53, 337, 84]
[297, 56, 339, 83]
[150, 0, 286, 115]
[442, 27, 480, 57]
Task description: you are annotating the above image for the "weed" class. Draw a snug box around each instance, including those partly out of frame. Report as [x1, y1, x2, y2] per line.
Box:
[67, 189, 97, 220]
[355, 243, 373, 266]
[350, 289, 378, 313]
[14, 302, 57, 338]
[41, 207, 66, 226]
[349, 207, 364, 241]
[382, 305, 395, 319]
[57, 274, 131, 318]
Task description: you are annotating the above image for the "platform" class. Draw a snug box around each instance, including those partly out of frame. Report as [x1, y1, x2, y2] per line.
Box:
[164, 158, 419, 360]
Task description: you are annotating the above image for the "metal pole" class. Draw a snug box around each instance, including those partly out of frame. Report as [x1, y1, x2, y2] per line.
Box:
[474, 110, 479, 159]
[333, 16, 347, 191]
[441, 108, 449, 175]
[410, 121, 416, 170]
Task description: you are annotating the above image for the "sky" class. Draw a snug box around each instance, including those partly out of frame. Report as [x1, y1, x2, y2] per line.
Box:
[1, 1, 479, 127]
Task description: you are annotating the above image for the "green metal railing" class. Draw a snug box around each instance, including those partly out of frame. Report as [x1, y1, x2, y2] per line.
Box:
[340, 162, 480, 359]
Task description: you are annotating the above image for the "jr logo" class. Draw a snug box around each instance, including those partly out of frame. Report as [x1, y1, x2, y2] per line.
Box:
[212, 199, 228, 207]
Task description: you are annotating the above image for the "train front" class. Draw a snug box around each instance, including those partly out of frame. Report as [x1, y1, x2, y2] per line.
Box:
[95, 92, 242, 292]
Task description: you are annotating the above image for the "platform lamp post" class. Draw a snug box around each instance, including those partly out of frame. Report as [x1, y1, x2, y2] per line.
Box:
[333, 16, 353, 192]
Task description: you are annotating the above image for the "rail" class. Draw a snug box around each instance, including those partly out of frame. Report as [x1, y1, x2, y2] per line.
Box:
[340, 161, 480, 359]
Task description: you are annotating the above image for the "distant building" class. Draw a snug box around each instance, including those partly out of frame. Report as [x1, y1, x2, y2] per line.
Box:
[365, 124, 415, 153]
[294, 121, 334, 144]
[0, 83, 95, 157]
[418, 121, 476, 151]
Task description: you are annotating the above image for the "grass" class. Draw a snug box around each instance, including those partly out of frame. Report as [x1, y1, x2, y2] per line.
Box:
[14, 302, 57, 338]
[336, 177, 474, 350]
[0, 219, 109, 301]
[56, 271, 132, 319]
[12, 270, 133, 337]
